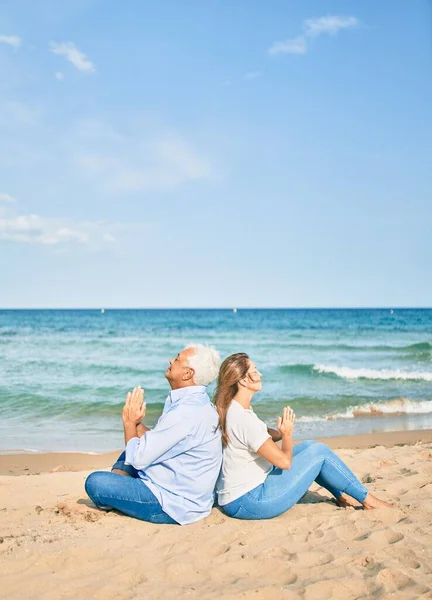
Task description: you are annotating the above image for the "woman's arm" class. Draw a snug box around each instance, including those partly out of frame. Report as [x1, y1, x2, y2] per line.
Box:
[257, 407, 295, 469]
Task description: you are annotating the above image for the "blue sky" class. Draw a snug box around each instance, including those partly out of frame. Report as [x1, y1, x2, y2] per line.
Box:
[0, 0, 431, 308]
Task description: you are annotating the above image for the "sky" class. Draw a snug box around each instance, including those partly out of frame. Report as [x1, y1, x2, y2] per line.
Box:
[0, 0, 431, 308]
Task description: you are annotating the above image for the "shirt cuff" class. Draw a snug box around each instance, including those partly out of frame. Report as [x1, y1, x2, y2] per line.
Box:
[124, 436, 140, 466]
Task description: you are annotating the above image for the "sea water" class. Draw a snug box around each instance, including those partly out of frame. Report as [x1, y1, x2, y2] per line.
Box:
[1, 308, 431, 453]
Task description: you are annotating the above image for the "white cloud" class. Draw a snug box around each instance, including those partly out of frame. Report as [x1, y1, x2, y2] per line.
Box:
[0, 35, 21, 49]
[268, 36, 307, 56]
[304, 16, 359, 37]
[50, 41, 95, 73]
[0, 196, 154, 247]
[268, 15, 358, 56]
[0, 200, 118, 246]
[0, 193, 16, 203]
[0, 212, 117, 245]
[76, 130, 212, 193]
[55, 72, 65, 80]
[244, 71, 262, 80]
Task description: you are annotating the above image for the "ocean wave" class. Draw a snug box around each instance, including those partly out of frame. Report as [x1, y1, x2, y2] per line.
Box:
[279, 364, 316, 376]
[277, 341, 432, 353]
[404, 342, 432, 352]
[313, 365, 432, 381]
[329, 398, 432, 420]
[0, 393, 165, 419]
[294, 398, 432, 423]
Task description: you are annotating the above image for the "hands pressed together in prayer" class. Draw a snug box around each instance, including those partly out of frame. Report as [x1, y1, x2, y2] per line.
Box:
[122, 386, 146, 427]
[277, 406, 296, 437]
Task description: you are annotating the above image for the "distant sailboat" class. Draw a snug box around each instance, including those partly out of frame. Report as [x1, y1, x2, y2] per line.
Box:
[100, 308, 105, 314]
[390, 309, 394, 314]
[233, 308, 237, 314]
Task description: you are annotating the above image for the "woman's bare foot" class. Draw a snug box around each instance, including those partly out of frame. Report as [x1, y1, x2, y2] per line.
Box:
[335, 494, 362, 509]
[362, 492, 394, 509]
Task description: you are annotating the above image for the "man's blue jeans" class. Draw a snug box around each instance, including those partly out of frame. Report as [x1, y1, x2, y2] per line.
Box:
[221, 440, 368, 520]
[85, 452, 178, 524]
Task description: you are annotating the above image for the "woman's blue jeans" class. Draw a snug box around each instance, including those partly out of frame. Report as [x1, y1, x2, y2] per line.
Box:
[221, 440, 368, 520]
[85, 452, 178, 524]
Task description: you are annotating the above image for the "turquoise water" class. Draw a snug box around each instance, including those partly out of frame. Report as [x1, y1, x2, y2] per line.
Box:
[1, 309, 431, 453]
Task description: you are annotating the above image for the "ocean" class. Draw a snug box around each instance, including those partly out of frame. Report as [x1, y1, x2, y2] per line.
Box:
[1, 308, 431, 453]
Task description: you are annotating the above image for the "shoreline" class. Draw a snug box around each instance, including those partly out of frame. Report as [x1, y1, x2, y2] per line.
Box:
[1, 428, 431, 476]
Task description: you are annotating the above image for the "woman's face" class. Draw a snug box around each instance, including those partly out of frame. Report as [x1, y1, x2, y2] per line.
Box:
[244, 360, 262, 393]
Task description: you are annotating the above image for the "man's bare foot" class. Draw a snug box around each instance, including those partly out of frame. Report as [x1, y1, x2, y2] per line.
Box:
[335, 494, 362, 509]
[111, 469, 133, 477]
[362, 492, 394, 509]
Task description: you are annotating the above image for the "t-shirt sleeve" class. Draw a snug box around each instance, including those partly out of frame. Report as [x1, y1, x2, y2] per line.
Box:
[236, 413, 271, 453]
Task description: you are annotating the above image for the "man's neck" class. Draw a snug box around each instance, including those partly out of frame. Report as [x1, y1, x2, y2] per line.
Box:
[169, 381, 199, 391]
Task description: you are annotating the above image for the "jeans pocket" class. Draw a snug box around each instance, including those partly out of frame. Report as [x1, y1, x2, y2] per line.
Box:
[228, 504, 258, 520]
[149, 512, 178, 525]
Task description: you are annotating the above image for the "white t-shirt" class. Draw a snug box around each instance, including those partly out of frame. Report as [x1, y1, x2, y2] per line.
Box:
[216, 400, 273, 506]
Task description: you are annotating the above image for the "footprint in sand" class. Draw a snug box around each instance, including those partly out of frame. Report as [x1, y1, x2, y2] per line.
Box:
[215, 558, 297, 586]
[257, 546, 296, 560]
[369, 529, 404, 545]
[382, 545, 425, 569]
[201, 540, 231, 557]
[54, 501, 103, 522]
[165, 561, 211, 585]
[375, 567, 413, 592]
[294, 551, 334, 567]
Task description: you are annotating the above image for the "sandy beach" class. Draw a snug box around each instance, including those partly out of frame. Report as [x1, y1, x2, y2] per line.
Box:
[1, 430, 431, 600]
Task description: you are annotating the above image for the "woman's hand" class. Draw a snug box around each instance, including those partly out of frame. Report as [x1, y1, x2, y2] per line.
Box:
[122, 386, 146, 425]
[277, 406, 295, 437]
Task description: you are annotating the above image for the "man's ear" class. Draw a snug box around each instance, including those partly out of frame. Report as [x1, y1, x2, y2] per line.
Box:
[183, 368, 195, 382]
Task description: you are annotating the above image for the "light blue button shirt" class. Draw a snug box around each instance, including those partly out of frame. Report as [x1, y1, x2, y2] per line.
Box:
[124, 385, 222, 525]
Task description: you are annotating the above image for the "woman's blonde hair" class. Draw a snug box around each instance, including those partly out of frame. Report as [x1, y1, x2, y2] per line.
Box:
[213, 352, 250, 447]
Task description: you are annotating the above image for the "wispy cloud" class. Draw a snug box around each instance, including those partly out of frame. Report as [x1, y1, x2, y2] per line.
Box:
[74, 121, 212, 193]
[304, 16, 359, 37]
[244, 71, 262, 80]
[0, 211, 117, 246]
[268, 36, 307, 56]
[0, 195, 154, 247]
[268, 15, 358, 56]
[0, 35, 21, 49]
[50, 41, 95, 72]
[55, 72, 65, 81]
[0, 193, 16, 203]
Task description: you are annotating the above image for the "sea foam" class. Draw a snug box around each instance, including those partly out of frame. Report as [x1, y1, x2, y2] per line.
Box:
[314, 364, 432, 382]
[294, 398, 432, 423]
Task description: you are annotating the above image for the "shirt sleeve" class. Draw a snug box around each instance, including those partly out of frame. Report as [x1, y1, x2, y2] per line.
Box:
[124, 406, 192, 471]
[237, 413, 271, 453]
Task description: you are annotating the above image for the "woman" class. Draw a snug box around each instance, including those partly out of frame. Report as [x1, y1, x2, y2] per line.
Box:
[214, 353, 392, 520]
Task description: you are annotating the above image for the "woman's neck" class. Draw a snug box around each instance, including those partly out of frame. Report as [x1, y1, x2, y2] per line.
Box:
[233, 387, 254, 410]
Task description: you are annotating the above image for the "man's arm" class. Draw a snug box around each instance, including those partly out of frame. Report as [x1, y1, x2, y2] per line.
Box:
[137, 423, 150, 438]
[122, 387, 146, 444]
[124, 406, 190, 471]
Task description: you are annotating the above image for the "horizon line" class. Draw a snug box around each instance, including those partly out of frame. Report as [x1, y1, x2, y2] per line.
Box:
[1, 306, 431, 311]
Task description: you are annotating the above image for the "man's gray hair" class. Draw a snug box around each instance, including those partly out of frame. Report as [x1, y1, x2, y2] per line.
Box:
[184, 343, 221, 386]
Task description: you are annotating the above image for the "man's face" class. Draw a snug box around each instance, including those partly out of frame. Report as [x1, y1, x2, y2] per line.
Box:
[165, 348, 196, 387]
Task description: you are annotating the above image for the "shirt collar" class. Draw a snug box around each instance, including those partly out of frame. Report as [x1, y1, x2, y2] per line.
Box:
[168, 385, 207, 404]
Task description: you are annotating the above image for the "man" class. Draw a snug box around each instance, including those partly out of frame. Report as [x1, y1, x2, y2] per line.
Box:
[85, 344, 222, 525]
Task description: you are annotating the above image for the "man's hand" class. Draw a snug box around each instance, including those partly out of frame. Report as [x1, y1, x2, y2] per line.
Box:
[122, 386, 146, 425]
[277, 406, 296, 437]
